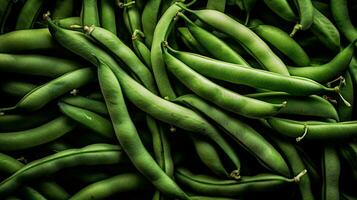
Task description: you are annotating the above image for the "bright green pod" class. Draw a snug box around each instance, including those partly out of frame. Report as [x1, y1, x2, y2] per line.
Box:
[61, 95, 108, 115]
[263, 0, 297, 22]
[100, 0, 117, 34]
[322, 146, 340, 200]
[82, 0, 100, 26]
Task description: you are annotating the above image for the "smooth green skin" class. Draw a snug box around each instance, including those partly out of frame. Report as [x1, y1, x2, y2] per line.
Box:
[100, 0, 117, 34]
[0, 144, 126, 197]
[293, 0, 314, 31]
[246, 92, 339, 120]
[263, 0, 297, 22]
[288, 41, 356, 83]
[182, 7, 289, 75]
[162, 47, 334, 95]
[267, 117, 357, 140]
[338, 71, 354, 121]
[0, 29, 57, 53]
[20, 187, 47, 200]
[36, 181, 70, 200]
[15, 0, 45, 29]
[61, 95, 108, 115]
[68, 173, 149, 200]
[52, 0, 74, 19]
[191, 136, 229, 178]
[163, 46, 285, 119]
[0, 54, 82, 77]
[132, 32, 152, 70]
[47, 21, 239, 177]
[82, 0, 100, 26]
[151, 3, 183, 99]
[124, 0, 142, 34]
[0, 153, 24, 174]
[310, 7, 340, 51]
[0, 68, 94, 112]
[1, 81, 37, 97]
[252, 24, 310, 67]
[174, 94, 290, 177]
[0, 108, 58, 132]
[97, 61, 190, 200]
[271, 137, 315, 200]
[322, 146, 340, 200]
[177, 27, 210, 55]
[0, 116, 75, 151]
[331, 0, 357, 43]
[181, 13, 250, 66]
[142, 0, 162, 47]
[206, 0, 226, 12]
[58, 102, 115, 140]
[57, 17, 82, 29]
[88, 26, 158, 94]
[123, 8, 132, 33]
[175, 168, 295, 197]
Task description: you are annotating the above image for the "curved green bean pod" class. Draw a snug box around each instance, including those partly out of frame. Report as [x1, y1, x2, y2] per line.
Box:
[163, 43, 285, 118]
[0, 116, 75, 151]
[288, 40, 356, 83]
[61, 95, 108, 115]
[174, 94, 290, 177]
[0, 29, 57, 53]
[1, 81, 37, 97]
[151, 2, 183, 99]
[58, 102, 114, 139]
[57, 17, 82, 29]
[15, 0, 45, 29]
[122, 0, 141, 34]
[179, 5, 289, 75]
[0, 153, 23, 174]
[100, 0, 117, 34]
[132, 30, 152, 69]
[85, 26, 157, 94]
[310, 7, 340, 52]
[0, 54, 82, 77]
[331, 0, 357, 43]
[263, 0, 297, 22]
[0, 144, 127, 197]
[97, 61, 189, 200]
[246, 92, 339, 120]
[322, 146, 340, 200]
[0, 68, 95, 112]
[290, 0, 314, 36]
[165, 46, 337, 96]
[175, 168, 306, 197]
[251, 24, 310, 66]
[52, 0, 74, 19]
[267, 117, 357, 140]
[338, 71, 354, 121]
[81, 0, 100, 26]
[179, 13, 249, 66]
[68, 173, 149, 200]
[177, 27, 210, 55]
[141, 0, 162, 47]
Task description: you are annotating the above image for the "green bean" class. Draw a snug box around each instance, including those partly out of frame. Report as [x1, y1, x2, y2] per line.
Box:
[290, 0, 314, 36]
[173, 94, 290, 177]
[124, 0, 142, 33]
[179, 13, 250, 66]
[52, 0, 74, 19]
[68, 173, 149, 200]
[85, 26, 157, 94]
[82, 0, 100, 26]
[163, 43, 285, 118]
[0, 108, 58, 132]
[97, 60, 190, 200]
[47, 20, 240, 175]
[177, 27, 210, 55]
[310, 7, 340, 52]
[331, 0, 357, 44]
[288, 40, 356, 83]
[57, 17, 82, 29]
[206, 0, 226, 12]
[251, 24, 310, 66]
[141, 0, 162, 47]
[99, 0, 117, 34]
[0, 29, 57, 53]
[246, 92, 339, 120]
[338, 71, 354, 121]
[322, 146, 340, 200]
[151, 2, 182, 99]
[58, 102, 115, 140]
[0, 116, 75, 151]
[175, 168, 306, 197]
[1, 81, 37, 97]
[61, 95, 108, 115]
[0, 68, 94, 112]
[263, 0, 297, 22]
[15, 0, 45, 29]
[267, 117, 357, 140]
[179, 5, 290, 75]
[132, 30, 152, 70]
[20, 187, 47, 200]
[36, 181, 70, 200]
[0, 153, 23, 174]
[0, 144, 127, 197]
[0, 54, 82, 77]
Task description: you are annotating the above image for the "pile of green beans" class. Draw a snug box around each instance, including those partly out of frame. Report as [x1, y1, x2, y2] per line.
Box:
[0, 0, 356, 199]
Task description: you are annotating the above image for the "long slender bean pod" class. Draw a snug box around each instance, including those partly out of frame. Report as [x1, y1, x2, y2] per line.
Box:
[100, 0, 117, 34]
[263, 0, 296, 22]
[61, 95, 108, 115]
[177, 27, 210, 55]
[82, 0, 100, 26]
[132, 30, 152, 69]
[338, 71, 354, 121]
[331, 0, 357, 43]
[141, 0, 162, 47]
[322, 146, 340, 200]
[290, 0, 314, 36]
[15, 0, 45, 29]
[1, 81, 37, 97]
